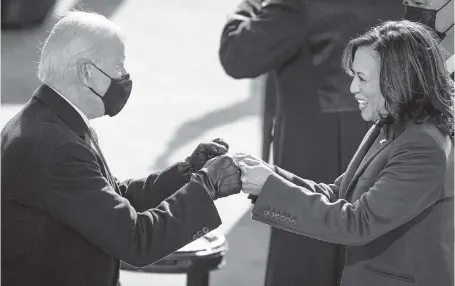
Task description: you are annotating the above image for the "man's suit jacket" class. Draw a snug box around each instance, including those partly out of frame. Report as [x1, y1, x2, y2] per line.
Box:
[252, 119, 454, 286]
[1, 84, 221, 286]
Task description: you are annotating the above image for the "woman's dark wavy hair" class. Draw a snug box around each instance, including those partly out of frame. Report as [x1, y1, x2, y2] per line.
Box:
[342, 20, 454, 141]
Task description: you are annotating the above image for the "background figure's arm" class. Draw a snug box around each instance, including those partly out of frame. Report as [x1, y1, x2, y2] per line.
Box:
[219, 0, 307, 78]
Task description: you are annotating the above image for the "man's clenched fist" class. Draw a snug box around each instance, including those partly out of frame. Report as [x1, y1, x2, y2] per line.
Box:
[179, 138, 229, 175]
[190, 154, 242, 200]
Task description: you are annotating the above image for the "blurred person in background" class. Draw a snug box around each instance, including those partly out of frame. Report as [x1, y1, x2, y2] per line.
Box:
[219, 0, 404, 285]
[1, 0, 56, 29]
[250, 73, 276, 162]
[403, 0, 454, 78]
[238, 20, 454, 286]
[1, 11, 242, 286]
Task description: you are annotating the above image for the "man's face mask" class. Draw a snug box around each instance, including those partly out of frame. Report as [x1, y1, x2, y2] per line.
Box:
[404, 1, 454, 40]
[88, 62, 133, 117]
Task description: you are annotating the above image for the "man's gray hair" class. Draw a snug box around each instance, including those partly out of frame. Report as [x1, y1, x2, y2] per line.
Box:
[38, 11, 121, 84]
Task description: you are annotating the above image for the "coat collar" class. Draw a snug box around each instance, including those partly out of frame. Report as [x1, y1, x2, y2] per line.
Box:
[341, 117, 409, 198]
[33, 84, 91, 140]
[383, 117, 408, 141]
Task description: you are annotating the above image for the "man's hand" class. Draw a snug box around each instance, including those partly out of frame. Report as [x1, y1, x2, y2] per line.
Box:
[238, 157, 274, 197]
[179, 138, 229, 175]
[191, 154, 242, 200]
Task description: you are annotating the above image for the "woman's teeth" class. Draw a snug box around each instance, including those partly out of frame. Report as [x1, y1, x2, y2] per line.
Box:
[357, 100, 368, 110]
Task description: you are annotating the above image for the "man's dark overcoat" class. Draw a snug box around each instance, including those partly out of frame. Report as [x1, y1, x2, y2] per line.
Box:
[1, 85, 221, 286]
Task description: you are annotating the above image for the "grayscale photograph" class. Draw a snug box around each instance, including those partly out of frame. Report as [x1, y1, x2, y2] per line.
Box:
[1, 0, 454, 285]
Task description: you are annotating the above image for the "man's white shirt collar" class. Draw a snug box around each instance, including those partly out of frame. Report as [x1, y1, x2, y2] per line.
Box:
[48, 85, 91, 128]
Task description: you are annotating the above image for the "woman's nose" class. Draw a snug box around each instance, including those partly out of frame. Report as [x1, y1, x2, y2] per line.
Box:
[350, 77, 360, 94]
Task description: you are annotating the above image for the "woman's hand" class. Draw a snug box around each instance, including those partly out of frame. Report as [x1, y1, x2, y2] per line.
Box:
[237, 156, 274, 196]
[234, 153, 275, 171]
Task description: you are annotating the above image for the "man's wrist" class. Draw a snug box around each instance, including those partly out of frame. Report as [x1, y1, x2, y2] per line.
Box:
[190, 173, 216, 200]
[178, 158, 194, 176]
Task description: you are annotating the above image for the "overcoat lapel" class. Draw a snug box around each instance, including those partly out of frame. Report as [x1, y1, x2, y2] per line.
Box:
[343, 129, 391, 199]
[34, 84, 120, 194]
[341, 119, 409, 199]
[339, 124, 380, 198]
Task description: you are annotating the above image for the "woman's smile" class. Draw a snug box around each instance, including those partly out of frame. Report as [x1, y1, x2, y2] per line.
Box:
[357, 99, 368, 110]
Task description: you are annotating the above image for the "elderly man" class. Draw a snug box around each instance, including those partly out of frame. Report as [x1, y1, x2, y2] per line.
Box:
[1, 11, 241, 286]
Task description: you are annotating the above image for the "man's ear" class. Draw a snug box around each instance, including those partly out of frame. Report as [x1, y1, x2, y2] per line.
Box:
[77, 59, 92, 86]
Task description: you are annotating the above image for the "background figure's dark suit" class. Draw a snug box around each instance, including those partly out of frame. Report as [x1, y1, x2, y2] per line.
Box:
[1, 85, 221, 286]
[219, 0, 404, 284]
[252, 119, 454, 286]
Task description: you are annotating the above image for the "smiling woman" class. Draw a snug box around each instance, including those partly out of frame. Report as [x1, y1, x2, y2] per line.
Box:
[344, 46, 386, 122]
[237, 19, 454, 286]
[341, 20, 454, 141]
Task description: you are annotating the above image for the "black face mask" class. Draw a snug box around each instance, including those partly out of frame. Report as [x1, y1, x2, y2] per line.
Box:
[404, 1, 454, 40]
[88, 63, 133, 117]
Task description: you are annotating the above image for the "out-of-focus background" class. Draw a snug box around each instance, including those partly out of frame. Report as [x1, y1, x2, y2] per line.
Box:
[1, 0, 271, 285]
